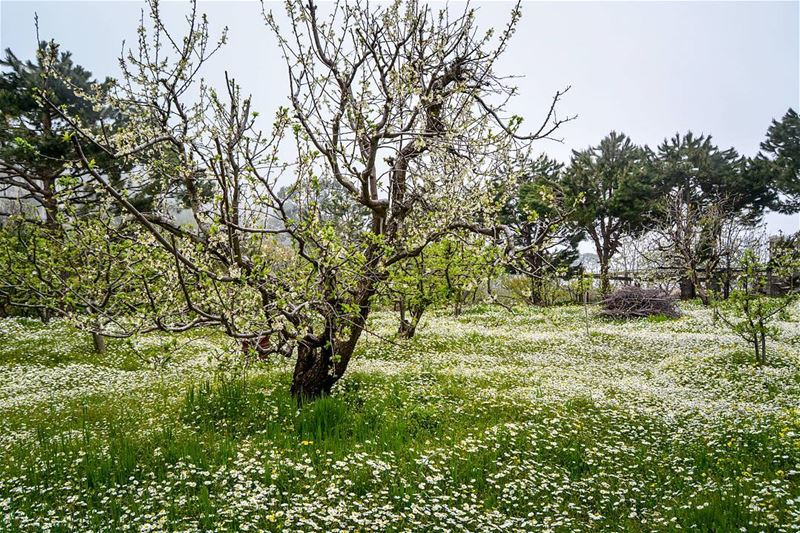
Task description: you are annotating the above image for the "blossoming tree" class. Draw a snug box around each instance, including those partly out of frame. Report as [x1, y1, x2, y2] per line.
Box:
[45, 0, 569, 400]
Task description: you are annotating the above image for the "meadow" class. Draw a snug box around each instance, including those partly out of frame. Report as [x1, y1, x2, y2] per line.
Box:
[0, 303, 799, 532]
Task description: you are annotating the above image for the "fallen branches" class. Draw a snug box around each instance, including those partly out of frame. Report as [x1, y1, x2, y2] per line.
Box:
[600, 287, 680, 319]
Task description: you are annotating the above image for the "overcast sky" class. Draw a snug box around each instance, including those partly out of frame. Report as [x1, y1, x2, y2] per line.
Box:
[2, 0, 798, 238]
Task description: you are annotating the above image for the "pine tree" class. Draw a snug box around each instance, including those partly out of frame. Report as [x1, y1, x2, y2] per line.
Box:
[751, 108, 800, 213]
[562, 132, 658, 295]
[499, 155, 582, 305]
[0, 41, 124, 226]
[652, 133, 767, 303]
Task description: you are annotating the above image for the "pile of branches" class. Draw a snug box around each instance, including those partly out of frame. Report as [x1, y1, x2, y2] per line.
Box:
[600, 287, 680, 319]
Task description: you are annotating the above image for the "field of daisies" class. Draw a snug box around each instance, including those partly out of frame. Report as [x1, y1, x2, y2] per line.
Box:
[1, 302, 799, 532]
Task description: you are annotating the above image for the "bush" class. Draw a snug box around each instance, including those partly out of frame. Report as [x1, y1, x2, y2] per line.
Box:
[713, 248, 798, 365]
[600, 287, 680, 319]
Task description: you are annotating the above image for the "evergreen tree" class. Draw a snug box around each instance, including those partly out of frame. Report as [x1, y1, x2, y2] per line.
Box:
[499, 155, 582, 304]
[0, 41, 125, 226]
[652, 133, 765, 303]
[562, 132, 657, 295]
[656, 132, 769, 220]
[750, 108, 800, 213]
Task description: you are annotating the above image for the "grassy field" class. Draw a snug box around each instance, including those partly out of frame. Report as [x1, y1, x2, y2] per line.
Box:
[0, 303, 799, 532]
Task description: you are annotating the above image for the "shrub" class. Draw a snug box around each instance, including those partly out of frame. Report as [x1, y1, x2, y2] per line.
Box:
[714, 249, 798, 365]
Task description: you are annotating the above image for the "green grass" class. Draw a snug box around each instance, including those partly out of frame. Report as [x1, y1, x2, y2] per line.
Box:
[0, 304, 798, 531]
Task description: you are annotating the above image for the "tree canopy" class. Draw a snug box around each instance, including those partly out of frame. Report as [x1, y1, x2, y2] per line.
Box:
[751, 108, 800, 213]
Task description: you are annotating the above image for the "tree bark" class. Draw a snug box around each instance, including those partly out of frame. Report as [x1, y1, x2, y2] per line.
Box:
[398, 319, 417, 339]
[691, 270, 710, 305]
[290, 340, 337, 403]
[599, 262, 611, 296]
[679, 277, 696, 300]
[42, 181, 59, 231]
[92, 332, 107, 354]
[530, 278, 546, 306]
[453, 292, 464, 317]
[398, 304, 424, 339]
[528, 254, 546, 305]
[290, 291, 373, 403]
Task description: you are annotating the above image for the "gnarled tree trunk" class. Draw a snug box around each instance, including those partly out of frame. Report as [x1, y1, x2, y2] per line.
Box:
[290, 290, 374, 402]
[290, 340, 337, 402]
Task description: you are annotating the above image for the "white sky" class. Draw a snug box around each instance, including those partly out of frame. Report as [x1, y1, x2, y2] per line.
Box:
[2, 0, 799, 240]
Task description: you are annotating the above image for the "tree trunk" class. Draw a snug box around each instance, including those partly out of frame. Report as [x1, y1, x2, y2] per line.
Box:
[679, 277, 696, 300]
[530, 276, 543, 306]
[453, 293, 463, 317]
[92, 332, 107, 354]
[398, 319, 417, 339]
[398, 305, 424, 339]
[707, 274, 720, 297]
[528, 253, 546, 305]
[290, 306, 369, 403]
[287, 235, 380, 403]
[40, 175, 60, 231]
[599, 262, 611, 296]
[398, 299, 408, 334]
[290, 341, 337, 403]
[696, 289, 709, 305]
[692, 270, 710, 305]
